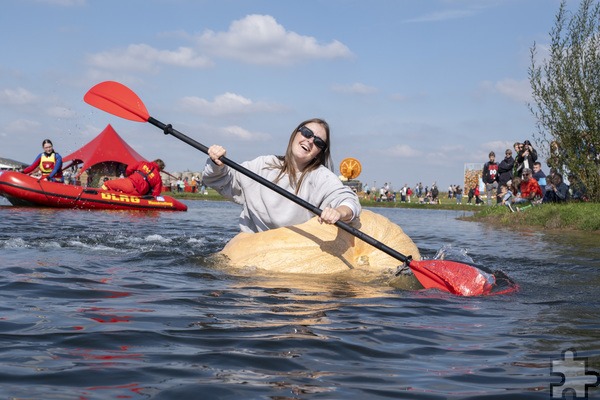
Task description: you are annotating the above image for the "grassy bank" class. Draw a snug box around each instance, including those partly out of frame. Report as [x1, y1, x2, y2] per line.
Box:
[463, 201, 600, 231]
[169, 190, 600, 231]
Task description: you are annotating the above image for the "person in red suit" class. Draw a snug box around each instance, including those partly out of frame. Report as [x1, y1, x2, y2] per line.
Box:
[22, 139, 64, 182]
[102, 159, 165, 196]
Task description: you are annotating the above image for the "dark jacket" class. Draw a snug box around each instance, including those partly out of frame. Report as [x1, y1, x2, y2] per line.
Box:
[482, 161, 499, 184]
[497, 156, 514, 184]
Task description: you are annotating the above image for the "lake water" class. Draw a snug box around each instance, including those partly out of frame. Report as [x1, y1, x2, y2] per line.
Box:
[1, 198, 598, 399]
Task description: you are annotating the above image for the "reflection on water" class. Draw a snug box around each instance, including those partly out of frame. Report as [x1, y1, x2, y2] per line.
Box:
[0, 199, 598, 399]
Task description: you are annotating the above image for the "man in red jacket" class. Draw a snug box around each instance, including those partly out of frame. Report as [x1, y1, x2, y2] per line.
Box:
[514, 167, 542, 204]
[102, 159, 165, 196]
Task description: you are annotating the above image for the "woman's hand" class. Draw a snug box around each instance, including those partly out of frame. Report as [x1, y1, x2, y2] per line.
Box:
[208, 145, 226, 166]
[318, 205, 353, 225]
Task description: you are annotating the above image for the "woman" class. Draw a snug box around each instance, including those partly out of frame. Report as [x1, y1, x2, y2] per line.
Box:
[22, 139, 64, 182]
[202, 118, 361, 233]
[515, 140, 538, 178]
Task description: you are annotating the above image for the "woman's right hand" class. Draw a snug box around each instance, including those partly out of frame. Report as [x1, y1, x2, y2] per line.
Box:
[208, 145, 226, 166]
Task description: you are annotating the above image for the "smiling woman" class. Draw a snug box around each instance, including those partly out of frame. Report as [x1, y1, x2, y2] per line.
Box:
[202, 118, 361, 233]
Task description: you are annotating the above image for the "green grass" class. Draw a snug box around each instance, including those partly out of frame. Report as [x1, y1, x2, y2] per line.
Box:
[465, 201, 600, 231]
[166, 189, 224, 201]
[169, 190, 600, 231]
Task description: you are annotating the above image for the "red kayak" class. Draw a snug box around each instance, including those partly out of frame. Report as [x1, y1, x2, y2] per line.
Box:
[0, 171, 187, 211]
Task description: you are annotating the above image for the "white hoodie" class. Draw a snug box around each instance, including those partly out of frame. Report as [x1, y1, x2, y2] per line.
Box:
[203, 155, 361, 233]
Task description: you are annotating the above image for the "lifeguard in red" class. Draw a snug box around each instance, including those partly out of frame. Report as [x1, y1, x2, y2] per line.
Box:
[103, 159, 165, 196]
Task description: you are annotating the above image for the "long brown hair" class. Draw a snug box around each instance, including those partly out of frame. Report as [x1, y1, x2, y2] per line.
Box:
[272, 118, 333, 194]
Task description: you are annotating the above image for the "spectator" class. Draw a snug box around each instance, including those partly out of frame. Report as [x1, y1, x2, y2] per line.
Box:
[474, 185, 483, 205]
[431, 185, 439, 204]
[547, 140, 563, 172]
[568, 173, 588, 201]
[498, 183, 515, 212]
[455, 186, 463, 204]
[515, 140, 538, 177]
[542, 173, 569, 203]
[512, 142, 523, 177]
[513, 168, 542, 204]
[532, 162, 547, 197]
[467, 186, 475, 205]
[497, 149, 515, 203]
[482, 151, 499, 205]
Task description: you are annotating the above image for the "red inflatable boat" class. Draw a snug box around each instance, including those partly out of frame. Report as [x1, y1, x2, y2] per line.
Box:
[0, 171, 187, 211]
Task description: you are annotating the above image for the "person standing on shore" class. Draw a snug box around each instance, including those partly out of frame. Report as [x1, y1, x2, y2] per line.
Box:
[496, 149, 514, 204]
[482, 151, 498, 205]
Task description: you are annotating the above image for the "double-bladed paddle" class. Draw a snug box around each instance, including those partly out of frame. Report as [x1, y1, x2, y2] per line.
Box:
[84, 81, 516, 296]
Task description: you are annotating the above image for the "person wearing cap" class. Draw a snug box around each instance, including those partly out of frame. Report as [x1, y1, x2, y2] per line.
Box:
[482, 151, 498, 205]
[496, 149, 515, 204]
[514, 168, 542, 204]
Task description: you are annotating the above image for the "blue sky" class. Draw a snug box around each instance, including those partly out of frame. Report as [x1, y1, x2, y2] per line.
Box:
[1, 0, 570, 191]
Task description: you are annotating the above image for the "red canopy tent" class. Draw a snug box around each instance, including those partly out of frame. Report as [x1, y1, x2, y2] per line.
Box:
[63, 124, 147, 178]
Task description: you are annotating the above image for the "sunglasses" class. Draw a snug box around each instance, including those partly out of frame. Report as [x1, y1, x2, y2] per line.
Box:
[298, 126, 327, 151]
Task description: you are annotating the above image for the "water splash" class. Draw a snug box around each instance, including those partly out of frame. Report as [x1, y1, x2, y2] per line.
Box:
[433, 244, 474, 264]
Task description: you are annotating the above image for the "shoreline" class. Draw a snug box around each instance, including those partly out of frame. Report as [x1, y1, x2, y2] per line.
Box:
[168, 190, 599, 231]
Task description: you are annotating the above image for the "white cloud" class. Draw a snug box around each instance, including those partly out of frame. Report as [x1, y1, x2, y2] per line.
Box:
[86, 44, 213, 73]
[221, 125, 270, 141]
[494, 78, 532, 103]
[179, 92, 283, 116]
[383, 144, 422, 158]
[478, 78, 532, 103]
[0, 88, 39, 105]
[196, 14, 353, 65]
[331, 83, 378, 95]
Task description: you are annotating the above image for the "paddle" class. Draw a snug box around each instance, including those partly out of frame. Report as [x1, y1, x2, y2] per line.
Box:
[84, 81, 513, 296]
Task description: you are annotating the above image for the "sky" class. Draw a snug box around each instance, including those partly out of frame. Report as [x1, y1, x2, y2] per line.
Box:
[0, 0, 575, 191]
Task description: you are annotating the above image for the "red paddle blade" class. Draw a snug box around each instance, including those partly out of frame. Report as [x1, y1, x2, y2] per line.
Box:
[84, 81, 150, 122]
[408, 259, 495, 296]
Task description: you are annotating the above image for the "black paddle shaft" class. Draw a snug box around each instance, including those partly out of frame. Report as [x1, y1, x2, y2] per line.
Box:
[149, 116, 412, 266]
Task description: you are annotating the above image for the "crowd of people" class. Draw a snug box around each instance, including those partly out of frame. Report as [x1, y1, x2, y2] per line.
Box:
[364, 182, 445, 204]
[360, 139, 589, 209]
[21, 134, 590, 218]
[478, 140, 588, 212]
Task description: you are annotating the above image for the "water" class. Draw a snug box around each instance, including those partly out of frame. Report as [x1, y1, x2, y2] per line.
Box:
[1, 198, 599, 399]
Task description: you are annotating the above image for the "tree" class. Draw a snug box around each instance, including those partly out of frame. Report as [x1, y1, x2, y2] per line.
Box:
[529, 0, 600, 201]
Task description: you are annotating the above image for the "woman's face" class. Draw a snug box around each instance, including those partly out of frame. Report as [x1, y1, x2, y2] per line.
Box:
[291, 122, 327, 170]
[43, 143, 53, 154]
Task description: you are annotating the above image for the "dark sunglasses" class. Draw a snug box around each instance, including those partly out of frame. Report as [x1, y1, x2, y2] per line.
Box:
[298, 126, 327, 151]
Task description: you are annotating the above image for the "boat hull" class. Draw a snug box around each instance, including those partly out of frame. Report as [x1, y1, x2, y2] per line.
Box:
[0, 171, 187, 211]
